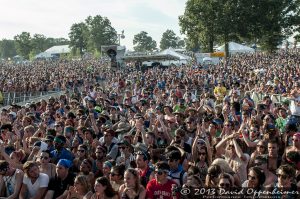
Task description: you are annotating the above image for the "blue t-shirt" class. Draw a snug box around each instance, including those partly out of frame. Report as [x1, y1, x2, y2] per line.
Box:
[51, 148, 74, 164]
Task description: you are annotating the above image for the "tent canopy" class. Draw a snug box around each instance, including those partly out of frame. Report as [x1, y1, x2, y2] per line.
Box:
[203, 57, 212, 62]
[217, 42, 255, 53]
[35, 52, 54, 59]
[123, 54, 180, 62]
[45, 45, 71, 54]
[158, 48, 190, 60]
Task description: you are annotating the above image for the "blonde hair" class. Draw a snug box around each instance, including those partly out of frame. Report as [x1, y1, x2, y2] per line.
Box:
[29, 137, 40, 145]
[211, 158, 234, 174]
[24, 125, 35, 134]
[75, 175, 92, 194]
[23, 161, 38, 175]
[125, 168, 141, 193]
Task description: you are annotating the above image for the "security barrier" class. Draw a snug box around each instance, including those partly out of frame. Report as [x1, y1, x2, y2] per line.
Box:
[251, 92, 288, 104]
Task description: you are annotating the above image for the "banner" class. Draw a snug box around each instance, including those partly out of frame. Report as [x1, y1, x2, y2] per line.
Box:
[211, 52, 225, 57]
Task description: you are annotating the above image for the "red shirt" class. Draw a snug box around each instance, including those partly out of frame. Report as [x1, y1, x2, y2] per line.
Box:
[146, 179, 179, 199]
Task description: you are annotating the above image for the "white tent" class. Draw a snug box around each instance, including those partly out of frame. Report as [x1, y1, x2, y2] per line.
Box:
[158, 48, 191, 65]
[45, 45, 71, 54]
[35, 52, 54, 59]
[203, 57, 212, 62]
[217, 42, 255, 53]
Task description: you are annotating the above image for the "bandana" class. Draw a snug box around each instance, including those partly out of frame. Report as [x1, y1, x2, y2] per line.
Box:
[103, 161, 113, 169]
[57, 159, 72, 169]
[54, 137, 64, 144]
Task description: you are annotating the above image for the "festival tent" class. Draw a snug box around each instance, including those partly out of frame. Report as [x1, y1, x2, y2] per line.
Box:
[158, 48, 191, 65]
[203, 57, 213, 62]
[45, 45, 71, 54]
[34, 45, 71, 60]
[35, 52, 54, 59]
[217, 42, 255, 53]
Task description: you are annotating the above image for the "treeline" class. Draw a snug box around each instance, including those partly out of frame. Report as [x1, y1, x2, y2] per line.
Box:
[179, 0, 300, 54]
[0, 34, 69, 60]
[0, 14, 187, 60]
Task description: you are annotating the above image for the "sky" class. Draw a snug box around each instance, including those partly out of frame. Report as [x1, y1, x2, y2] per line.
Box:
[0, 0, 187, 50]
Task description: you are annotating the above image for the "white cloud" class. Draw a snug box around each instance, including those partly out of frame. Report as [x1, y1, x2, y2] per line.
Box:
[0, 0, 187, 50]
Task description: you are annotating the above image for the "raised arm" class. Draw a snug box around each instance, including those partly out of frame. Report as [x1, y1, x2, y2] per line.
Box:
[0, 146, 23, 169]
[232, 137, 247, 161]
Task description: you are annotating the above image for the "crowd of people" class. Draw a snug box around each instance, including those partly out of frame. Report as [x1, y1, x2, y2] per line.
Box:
[0, 50, 300, 199]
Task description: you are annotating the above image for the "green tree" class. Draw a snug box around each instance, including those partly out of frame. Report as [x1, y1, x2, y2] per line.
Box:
[180, 0, 300, 54]
[258, 0, 300, 52]
[31, 34, 48, 54]
[85, 15, 118, 52]
[179, 0, 219, 53]
[14, 32, 32, 59]
[133, 31, 157, 52]
[53, 38, 69, 45]
[177, 39, 185, 49]
[160, 29, 178, 50]
[0, 39, 17, 58]
[69, 22, 89, 56]
[44, 37, 69, 50]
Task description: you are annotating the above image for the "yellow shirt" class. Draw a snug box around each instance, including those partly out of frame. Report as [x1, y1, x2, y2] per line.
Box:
[214, 86, 227, 100]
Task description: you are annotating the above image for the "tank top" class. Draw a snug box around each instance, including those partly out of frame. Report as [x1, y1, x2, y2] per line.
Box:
[3, 169, 19, 196]
[121, 191, 139, 199]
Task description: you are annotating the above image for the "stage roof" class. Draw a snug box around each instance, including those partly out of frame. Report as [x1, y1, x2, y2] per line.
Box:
[123, 54, 180, 62]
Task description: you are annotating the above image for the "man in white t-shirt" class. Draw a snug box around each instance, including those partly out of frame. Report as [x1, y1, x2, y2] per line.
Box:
[20, 161, 49, 199]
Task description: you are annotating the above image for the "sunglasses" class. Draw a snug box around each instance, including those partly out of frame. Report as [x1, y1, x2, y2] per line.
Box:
[199, 152, 206, 156]
[40, 156, 49, 160]
[78, 150, 85, 153]
[292, 138, 299, 142]
[110, 173, 119, 176]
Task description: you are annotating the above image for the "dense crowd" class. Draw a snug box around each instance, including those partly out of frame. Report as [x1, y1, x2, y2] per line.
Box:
[0, 51, 300, 199]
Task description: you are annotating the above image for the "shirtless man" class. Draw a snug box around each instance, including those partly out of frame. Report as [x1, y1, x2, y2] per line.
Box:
[253, 155, 277, 187]
[284, 133, 300, 156]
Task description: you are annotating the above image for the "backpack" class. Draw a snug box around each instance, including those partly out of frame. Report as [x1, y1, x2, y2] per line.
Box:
[141, 166, 154, 187]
